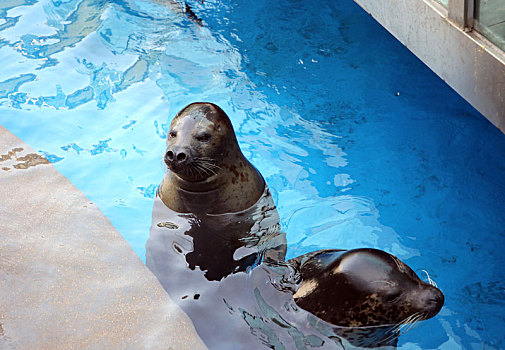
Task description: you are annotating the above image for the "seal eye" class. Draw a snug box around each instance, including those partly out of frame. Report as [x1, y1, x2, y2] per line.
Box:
[169, 131, 177, 138]
[195, 133, 211, 142]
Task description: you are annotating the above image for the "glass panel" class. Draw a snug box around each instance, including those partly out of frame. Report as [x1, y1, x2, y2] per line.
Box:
[475, 0, 505, 51]
[436, 0, 449, 8]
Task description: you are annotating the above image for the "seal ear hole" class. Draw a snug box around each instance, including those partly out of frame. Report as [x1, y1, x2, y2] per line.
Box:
[169, 131, 177, 138]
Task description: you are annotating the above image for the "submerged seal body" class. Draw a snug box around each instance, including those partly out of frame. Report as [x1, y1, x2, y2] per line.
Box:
[290, 248, 444, 329]
[158, 102, 265, 215]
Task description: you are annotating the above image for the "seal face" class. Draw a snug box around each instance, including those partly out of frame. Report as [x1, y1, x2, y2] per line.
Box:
[164, 103, 231, 182]
[290, 248, 444, 328]
[158, 102, 265, 214]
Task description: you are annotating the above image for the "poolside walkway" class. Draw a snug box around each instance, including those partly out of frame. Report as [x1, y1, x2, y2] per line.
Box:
[0, 126, 206, 349]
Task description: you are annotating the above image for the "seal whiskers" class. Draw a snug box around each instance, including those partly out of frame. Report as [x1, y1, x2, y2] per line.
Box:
[193, 157, 220, 176]
[394, 312, 422, 333]
[380, 312, 424, 345]
[421, 269, 438, 288]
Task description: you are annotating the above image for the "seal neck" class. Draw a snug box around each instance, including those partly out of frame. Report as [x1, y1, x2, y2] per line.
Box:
[168, 171, 222, 193]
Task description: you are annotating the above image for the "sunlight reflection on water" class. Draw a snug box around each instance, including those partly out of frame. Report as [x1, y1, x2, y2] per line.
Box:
[1, 0, 505, 349]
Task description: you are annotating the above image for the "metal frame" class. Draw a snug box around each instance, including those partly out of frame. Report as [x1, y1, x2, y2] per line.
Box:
[448, 0, 474, 31]
[353, 0, 505, 132]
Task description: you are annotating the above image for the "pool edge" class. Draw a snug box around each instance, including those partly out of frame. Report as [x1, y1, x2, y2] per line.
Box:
[0, 125, 207, 349]
[354, 0, 505, 133]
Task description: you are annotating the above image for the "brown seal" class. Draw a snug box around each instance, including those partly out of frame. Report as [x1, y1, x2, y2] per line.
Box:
[290, 248, 444, 328]
[287, 248, 444, 347]
[158, 102, 265, 214]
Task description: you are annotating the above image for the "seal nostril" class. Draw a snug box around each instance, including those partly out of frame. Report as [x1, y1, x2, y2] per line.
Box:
[426, 292, 444, 314]
[166, 151, 175, 161]
[428, 298, 438, 305]
[176, 152, 186, 162]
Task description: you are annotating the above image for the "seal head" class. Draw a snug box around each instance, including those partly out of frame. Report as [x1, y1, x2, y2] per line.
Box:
[159, 102, 264, 214]
[291, 248, 444, 328]
[164, 103, 236, 182]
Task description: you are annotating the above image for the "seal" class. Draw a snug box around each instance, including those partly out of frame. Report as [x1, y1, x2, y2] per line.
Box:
[146, 104, 287, 347]
[147, 102, 444, 348]
[158, 102, 265, 215]
[289, 248, 444, 328]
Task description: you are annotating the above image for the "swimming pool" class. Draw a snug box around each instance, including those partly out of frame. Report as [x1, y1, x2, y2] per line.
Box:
[1, 0, 504, 348]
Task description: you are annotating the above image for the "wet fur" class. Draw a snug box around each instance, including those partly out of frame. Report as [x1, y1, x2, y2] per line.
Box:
[289, 249, 444, 332]
[158, 103, 265, 214]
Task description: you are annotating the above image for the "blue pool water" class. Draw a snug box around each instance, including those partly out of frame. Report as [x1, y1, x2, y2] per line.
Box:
[1, 0, 505, 348]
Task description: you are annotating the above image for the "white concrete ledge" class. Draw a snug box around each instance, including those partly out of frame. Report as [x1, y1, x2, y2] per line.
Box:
[0, 126, 207, 349]
[354, 0, 505, 132]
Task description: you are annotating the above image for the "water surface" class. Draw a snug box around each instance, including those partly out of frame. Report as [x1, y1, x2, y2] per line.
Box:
[1, 0, 504, 348]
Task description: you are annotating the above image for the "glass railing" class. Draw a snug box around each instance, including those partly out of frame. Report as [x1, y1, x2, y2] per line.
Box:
[475, 0, 505, 51]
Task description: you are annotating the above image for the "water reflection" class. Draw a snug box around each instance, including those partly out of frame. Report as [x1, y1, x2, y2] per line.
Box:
[147, 184, 285, 282]
[146, 186, 304, 349]
[146, 183, 420, 349]
[0, 0, 37, 32]
[146, 192, 343, 349]
[0, 0, 203, 109]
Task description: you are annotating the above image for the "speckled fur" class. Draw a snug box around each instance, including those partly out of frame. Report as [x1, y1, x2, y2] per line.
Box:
[291, 249, 444, 331]
[158, 103, 264, 214]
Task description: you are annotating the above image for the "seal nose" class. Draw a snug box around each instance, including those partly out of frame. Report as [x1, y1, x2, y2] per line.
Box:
[421, 286, 444, 317]
[165, 148, 188, 165]
[176, 152, 187, 162]
[430, 290, 444, 312]
[165, 150, 174, 162]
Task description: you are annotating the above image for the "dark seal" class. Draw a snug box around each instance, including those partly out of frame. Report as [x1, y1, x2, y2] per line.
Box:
[287, 248, 444, 347]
